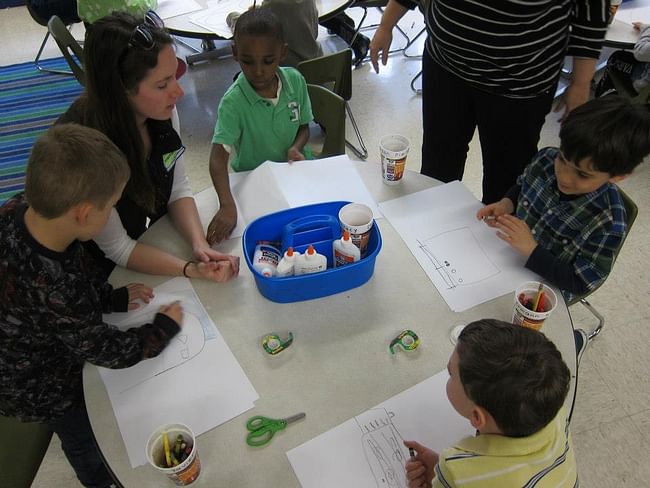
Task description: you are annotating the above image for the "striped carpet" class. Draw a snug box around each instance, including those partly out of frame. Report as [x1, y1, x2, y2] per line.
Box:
[0, 57, 83, 204]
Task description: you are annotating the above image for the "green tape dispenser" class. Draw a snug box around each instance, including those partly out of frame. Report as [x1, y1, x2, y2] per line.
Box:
[262, 332, 294, 356]
[389, 329, 420, 354]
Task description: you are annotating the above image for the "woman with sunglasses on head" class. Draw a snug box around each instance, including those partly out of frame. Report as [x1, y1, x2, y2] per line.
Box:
[58, 11, 239, 282]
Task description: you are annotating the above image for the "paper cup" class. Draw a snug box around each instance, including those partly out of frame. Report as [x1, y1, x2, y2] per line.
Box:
[380, 134, 410, 185]
[146, 423, 201, 486]
[512, 282, 558, 331]
[338, 203, 373, 257]
[608, 0, 622, 24]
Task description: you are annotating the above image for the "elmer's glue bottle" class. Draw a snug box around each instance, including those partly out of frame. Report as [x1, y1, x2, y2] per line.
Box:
[252, 242, 281, 277]
[333, 230, 360, 268]
[276, 247, 300, 277]
[294, 245, 327, 275]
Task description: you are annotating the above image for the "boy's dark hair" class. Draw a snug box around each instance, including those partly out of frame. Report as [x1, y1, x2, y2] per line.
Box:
[560, 95, 650, 176]
[456, 319, 570, 437]
[234, 7, 284, 43]
[25, 124, 130, 218]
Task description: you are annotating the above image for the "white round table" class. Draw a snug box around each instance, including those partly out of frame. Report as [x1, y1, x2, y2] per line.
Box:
[83, 161, 577, 487]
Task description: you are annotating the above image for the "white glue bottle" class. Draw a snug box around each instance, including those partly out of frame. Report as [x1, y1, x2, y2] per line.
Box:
[333, 230, 361, 268]
[294, 245, 327, 275]
[252, 243, 281, 277]
[276, 247, 300, 277]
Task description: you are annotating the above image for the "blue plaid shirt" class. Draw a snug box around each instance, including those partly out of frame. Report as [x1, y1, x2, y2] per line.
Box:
[516, 147, 627, 302]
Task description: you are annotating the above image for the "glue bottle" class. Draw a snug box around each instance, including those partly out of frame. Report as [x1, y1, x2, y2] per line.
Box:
[252, 242, 281, 277]
[276, 247, 300, 277]
[332, 230, 361, 268]
[294, 245, 327, 275]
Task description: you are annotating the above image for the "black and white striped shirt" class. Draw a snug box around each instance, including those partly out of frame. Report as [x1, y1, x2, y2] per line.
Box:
[397, 0, 608, 98]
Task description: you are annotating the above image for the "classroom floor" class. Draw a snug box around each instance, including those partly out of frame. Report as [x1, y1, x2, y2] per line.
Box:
[2, 5, 649, 487]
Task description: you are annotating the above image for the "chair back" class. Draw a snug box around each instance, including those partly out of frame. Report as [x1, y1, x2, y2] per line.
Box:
[297, 49, 353, 101]
[48, 15, 85, 86]
[0, 415, 53, 487]
[567, 186, 638, 305]
[307, 84, 346, 158]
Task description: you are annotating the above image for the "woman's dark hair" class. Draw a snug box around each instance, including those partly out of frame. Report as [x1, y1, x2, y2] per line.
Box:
[560, 95, 650, 176]
[81, 11, 173, 212]
[234, 7, 284, 44]
[456, 319, 570, 437]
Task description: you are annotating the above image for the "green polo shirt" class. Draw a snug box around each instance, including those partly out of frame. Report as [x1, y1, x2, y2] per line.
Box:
[212, 67, 313, 172]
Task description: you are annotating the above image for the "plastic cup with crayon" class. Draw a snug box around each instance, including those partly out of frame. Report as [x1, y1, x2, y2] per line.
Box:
[512, 281, 557, 331]
[146, 423, 201, 486]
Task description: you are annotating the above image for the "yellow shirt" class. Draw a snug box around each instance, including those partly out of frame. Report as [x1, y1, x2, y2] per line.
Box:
[433, 408, 577, 487]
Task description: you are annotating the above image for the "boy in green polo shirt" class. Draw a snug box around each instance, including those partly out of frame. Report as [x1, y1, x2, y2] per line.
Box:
[405, 319, 576, 488]
[207, 7, 313, 244]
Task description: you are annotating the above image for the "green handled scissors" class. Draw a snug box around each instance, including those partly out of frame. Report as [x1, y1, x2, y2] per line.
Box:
[246, 412, 306, 447]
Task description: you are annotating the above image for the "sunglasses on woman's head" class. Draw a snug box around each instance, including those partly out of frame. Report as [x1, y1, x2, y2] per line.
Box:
[128, 10, 165, 50]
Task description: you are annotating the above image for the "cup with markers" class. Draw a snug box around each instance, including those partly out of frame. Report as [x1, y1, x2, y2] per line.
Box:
[512, 281, 558, 331]
[146, 423, 201, 485]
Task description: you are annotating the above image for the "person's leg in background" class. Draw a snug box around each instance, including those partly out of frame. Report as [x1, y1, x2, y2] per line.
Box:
[320, 13, 370, 67]
[474, 86, 556, 204]
[47, 400, 115, 488]
[420, 49, 477, 184]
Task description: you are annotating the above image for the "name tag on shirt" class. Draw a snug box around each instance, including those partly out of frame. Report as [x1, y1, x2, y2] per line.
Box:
[288, 102, 300, 123]
[162, 146, 186, 172]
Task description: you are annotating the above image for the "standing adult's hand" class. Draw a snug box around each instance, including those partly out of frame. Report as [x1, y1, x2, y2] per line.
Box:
[554, 80, 590, 121]
[370, 26, 394, 73]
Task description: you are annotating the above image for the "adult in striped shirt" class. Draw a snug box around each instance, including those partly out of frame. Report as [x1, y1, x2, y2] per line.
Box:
[370, 0, 609, 204]
[405, 319, 575, 488]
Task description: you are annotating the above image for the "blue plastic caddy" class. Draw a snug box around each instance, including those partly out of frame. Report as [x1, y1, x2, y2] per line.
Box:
[243, 201, 382, 303]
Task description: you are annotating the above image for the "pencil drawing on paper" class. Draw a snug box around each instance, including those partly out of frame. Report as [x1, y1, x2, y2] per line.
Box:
[355, 408, 408, 488]
[417, 227, 500, 289]
[118, 311, 206, 393]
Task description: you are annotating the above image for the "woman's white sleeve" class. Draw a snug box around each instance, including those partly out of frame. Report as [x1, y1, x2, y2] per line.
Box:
[94, 208, 137, 267]
[169, 153, 194, 203]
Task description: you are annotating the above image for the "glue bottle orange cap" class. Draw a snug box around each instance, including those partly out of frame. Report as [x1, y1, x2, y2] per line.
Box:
[307, 245, 315, 255]
[343, 230, 350, 241]
[286, 247, 294, 257]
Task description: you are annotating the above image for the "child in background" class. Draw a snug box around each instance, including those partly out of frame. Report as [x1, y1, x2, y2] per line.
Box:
[405, 319, 575, 488]
[0, 124, 183, 488]
[207, 8, 313, 244]
[477, 96, 650, 356]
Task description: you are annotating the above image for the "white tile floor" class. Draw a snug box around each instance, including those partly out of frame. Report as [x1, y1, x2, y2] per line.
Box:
[1, 5, 649, 487]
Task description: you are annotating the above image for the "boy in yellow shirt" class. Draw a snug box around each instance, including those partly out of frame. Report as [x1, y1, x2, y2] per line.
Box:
[405, 319, 575, 487]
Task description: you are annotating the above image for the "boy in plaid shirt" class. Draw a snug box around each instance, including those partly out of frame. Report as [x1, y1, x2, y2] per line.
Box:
[477, 96, 650, 303]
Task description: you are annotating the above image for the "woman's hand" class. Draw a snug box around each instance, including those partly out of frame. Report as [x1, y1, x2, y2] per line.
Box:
[287, 146, 306, 162]
[404, 440, 438, 488]
[476, 198, 514, 227]
[126, 283, 154, 310]
[192, 242, 240, 278]
[158, 301, 183, 326]
[494, 214, 538, 257]
[185, 260, 238, 283]
[207, 205, 237, 245]
[370, 26, 394, 73]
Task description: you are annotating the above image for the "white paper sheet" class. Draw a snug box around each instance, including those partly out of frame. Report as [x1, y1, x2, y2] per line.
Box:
[287, 370, 474, 488]
[156, 0, 203, 19]
[379, 181, 540, 312]
[99, 278, 258, 467]
[189, 0, 252, 37]
[615, 1, 650, 25]
[195, 156, 381, 240]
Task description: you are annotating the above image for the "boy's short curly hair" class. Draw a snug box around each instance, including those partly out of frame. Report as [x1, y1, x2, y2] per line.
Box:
[25, 124, 130, 218]
[234, 6, 284, 43]
[560, 95, 650, 176]
[457, 319, 570, 437]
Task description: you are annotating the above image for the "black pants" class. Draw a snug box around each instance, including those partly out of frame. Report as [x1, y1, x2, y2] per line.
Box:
[420, 49, 556, 204]
[47, 402, 114, 488]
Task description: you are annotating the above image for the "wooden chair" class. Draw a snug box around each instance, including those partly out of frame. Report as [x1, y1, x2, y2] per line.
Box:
[0, 415, 53, 488]
[25, 0, 80, 76]
[567, 187, 638, 341]
[298, 49, 368, 159]
[307, 84, 346, 158]
[48, 15, 85, 86]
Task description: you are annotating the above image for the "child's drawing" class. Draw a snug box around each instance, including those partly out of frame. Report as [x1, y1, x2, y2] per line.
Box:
[418, 227, 500, 289]
[114, 311, 206, 393]
[355, 409, 408, 488]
